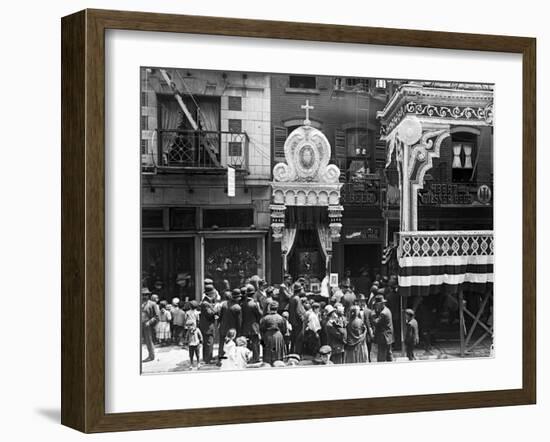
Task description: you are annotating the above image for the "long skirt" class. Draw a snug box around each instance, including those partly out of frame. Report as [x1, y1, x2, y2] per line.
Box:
[344, 341, 369, 364]
[262, 330, 286, 364]
[155, 321, 171, 340]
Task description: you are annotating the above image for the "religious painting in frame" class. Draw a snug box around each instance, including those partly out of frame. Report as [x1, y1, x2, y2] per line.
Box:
[61, 9, 536, 433]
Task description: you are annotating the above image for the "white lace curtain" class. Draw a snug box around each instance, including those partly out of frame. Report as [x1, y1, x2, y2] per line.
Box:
[452, 143, 474, 169]
[281, 227, 297, 272]
[452, 144, 463, 169]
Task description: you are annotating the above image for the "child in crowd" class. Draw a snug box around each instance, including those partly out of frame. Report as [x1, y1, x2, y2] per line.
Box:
[282, 311, 292, 354]
[404, 308, 420, 360]
[171, 298, 186, 346]
[234, 336, 253, 369]
[155, 300, 172, 345]
[186, 319, 203, 369]
[220, 328, 238, 370]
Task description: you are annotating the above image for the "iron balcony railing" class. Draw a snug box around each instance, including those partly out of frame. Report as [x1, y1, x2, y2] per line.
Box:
[153, 129, 250, 170]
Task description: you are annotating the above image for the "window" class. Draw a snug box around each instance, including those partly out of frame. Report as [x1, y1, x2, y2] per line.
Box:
[204, 237, 260, 291]
[375, 79, 387, 89]
[345, 78, 369, 92]
[346, 128, 369, 157]
[141, 91, 148, 106]
[228, 96, 242, 111]
[451, 132, 477, 183]
[228, 142, 242, 157]
[140, 139, 148, 154]
[142, 209, 164, 229]
[170, 208, 196, 230]
[140, 115, 148, 130]
[203, 208, 254, 228]
[289, 75, 316, 89]
[228, 119, 242, 133]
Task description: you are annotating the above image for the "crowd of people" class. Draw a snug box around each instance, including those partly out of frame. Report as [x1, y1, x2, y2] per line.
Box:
[140, 272, 420, 370]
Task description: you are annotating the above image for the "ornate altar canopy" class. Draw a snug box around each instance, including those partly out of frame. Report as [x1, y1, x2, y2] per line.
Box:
[270, 101, 343, 273]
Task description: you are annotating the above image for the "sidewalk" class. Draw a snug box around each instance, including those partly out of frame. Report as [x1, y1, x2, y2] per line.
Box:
[142, 338, 492, 374]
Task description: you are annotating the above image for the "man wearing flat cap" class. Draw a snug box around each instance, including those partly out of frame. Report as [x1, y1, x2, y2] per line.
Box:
[199, 285, 218, 364]
[141, 287, 160, 362]
[241, 284, 263, 363]
[370, 294, 394, 362]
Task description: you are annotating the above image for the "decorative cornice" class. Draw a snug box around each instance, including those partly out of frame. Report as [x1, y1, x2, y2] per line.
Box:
[377, 83, 494, 135]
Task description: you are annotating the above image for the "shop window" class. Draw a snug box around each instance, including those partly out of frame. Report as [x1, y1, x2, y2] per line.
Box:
[203, 208, 254, 229]
[169, 208, 196, 230]
[228, 96, 242, 111]
[204, 237, 259, 291]
[142, 209, 164, 230]
[142, 238, 195, 302]
[289, 75, 316, 89]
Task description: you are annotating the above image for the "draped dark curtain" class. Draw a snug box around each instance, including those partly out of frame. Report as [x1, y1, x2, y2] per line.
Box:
[285, 206, 328, 230]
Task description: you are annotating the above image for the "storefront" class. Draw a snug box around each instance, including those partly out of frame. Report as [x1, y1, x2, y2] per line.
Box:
[141, 206, 267, 301]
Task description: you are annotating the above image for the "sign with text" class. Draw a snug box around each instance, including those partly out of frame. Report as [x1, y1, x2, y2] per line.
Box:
[227, 166, 235, 197]
[419, 182, 492, 206]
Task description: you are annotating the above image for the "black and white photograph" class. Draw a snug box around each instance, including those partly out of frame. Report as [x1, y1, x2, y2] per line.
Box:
[139, 67, 494, 374]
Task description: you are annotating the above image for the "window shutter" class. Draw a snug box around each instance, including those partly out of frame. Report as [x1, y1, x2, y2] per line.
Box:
[335, 129, 346, 158]
[273, 126, 287, 160]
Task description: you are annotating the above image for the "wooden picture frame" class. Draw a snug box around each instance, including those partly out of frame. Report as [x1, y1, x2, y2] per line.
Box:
[61, 9, 536, 433]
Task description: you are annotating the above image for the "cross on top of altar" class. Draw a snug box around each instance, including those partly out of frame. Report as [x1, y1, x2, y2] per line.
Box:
[301, 100, 314, 126]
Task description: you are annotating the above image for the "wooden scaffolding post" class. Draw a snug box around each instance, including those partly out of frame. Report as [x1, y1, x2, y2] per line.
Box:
[458, 290, 465, 357]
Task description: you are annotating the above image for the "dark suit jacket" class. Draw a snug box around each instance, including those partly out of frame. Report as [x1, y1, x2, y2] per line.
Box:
[288, 295, 305, 329]
[218, 300, 241, 336]
[370, 306, 394, 345]
[199, 299, 217, 336]
[241, 297, 262, 336]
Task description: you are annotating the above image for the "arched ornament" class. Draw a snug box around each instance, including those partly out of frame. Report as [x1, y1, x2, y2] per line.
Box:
[409, 129, 451, 230]
[273, 125, 340, 184]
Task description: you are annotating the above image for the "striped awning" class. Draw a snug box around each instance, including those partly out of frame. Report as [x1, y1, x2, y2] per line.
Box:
[397, 231, 494, 297]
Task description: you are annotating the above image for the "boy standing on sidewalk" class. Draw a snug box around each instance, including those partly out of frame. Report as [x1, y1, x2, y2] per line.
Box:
[404, 308, 419, 361]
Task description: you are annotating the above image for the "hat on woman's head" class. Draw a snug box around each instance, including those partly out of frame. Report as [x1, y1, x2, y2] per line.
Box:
[269, 300, 279, 312]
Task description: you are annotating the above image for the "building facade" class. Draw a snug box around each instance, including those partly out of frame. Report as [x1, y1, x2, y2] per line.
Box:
[269, 74, 392, 286]
[140, 68, 272, 301]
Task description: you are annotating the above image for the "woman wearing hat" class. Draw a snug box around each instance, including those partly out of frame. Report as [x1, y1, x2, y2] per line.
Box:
[259, 301, 287, 365]
[344, 305, 369, 364]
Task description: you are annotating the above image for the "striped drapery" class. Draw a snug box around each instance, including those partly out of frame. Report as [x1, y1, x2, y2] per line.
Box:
[397, 231, 494, 297]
